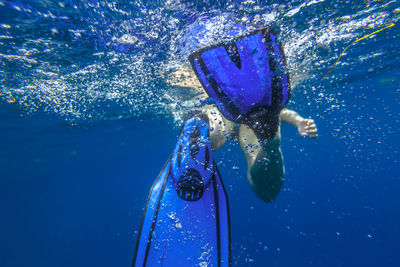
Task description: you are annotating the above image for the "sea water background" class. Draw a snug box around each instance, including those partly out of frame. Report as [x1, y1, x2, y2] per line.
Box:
[1, 0, 399, 266]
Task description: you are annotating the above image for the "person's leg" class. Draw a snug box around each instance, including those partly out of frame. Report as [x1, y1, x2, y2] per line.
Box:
[202, 105, 235, 151]
[239, 124, 284, 202]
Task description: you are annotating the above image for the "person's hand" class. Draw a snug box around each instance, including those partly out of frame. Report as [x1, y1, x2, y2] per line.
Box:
[297, 119, 318, 138]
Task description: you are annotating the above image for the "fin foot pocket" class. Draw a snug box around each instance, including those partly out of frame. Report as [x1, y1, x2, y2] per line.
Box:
[172, 116, 214, 189]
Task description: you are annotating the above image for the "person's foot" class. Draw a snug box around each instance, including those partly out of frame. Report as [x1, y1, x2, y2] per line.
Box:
[297, 119, 318, 138]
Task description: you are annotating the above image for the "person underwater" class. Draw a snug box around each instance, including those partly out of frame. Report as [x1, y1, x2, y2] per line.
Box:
[133, 26, 318, 267]
[173, 26, 318, 202]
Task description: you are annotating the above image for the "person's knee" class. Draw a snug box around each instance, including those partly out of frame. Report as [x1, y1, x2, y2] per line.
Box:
[248, 154, 284, 202]
[249, 175, 284, 202]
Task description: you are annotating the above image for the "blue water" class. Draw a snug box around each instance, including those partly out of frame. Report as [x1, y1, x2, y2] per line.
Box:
[1, 0, 400, 266]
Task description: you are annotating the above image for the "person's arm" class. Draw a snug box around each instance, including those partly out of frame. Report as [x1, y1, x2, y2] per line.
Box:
[280, 108, 318, 138]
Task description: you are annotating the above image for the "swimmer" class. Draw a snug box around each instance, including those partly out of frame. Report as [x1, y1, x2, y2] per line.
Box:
[169, 27, 318, 202]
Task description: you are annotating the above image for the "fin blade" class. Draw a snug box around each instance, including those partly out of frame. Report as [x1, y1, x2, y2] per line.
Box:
[189, 27, 291, 124]
[133, 119, 231, 267]
[133, 160, 171, 266]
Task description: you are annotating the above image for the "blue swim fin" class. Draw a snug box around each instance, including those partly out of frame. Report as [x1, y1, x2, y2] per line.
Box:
[133, 117, 231, 267]
[189, 27, 291, 140]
